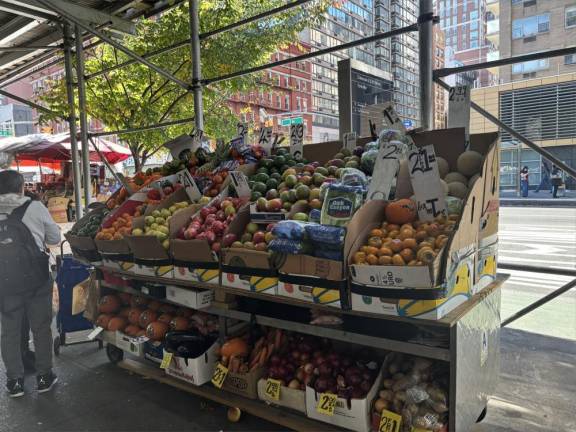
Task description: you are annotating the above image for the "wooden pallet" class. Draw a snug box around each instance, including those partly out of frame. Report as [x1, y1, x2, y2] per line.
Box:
[118, 359, 343, 432]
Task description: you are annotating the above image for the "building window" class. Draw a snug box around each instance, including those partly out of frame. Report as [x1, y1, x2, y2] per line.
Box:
[565, 54, 576, 65]
[512, 14, 550, 39]
[566, 5, 576, 28]
[284, 95, 290, 110]
[511, 58, 549, 74]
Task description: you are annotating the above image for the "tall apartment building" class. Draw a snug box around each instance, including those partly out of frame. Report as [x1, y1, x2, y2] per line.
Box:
[433, 26, 447, 129]
[228, 43, 313, 142]
[437, 0, 498, 87]
[304, 0, 422, 141]
[470, 1, 576, 191]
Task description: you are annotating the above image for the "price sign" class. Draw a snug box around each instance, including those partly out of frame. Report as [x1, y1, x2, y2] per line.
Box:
[264, 378, 281, 400]
[160, 352, 173, 369]
[448, 85, 471, 148]
[316, 392, 337, 416]
[290, 123, 304, 160]
[258, 127, 273, 154]
[378, 410, 402, 432]
[229, 170, 251, 198]
[237, 122, 248, 144]
[366, 140, 404, 201]
[191, 129, 204, 152]
[408, 144, 447, 221]
[87, 326, 104, 340]
[343, 131, 357, 151]
[176, 169, 202, 201]
[211, 363, 228, 389]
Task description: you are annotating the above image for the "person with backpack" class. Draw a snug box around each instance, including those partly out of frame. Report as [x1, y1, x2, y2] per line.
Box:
[551, 165, 564, 199]
[0, 170, 60, 397]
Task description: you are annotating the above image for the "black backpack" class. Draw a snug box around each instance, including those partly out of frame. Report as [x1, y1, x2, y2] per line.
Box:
[0, 200, 50, 296]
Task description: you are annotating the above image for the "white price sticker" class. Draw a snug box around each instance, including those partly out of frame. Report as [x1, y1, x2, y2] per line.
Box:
[408, 145, 447, 221]
[87, 326, 104, 340]
[448, 85, 471, 148]
[229, 171, 251, 198]
[258, 127, 273, 153]
[290, 123, 304, 160]
[366, 140, 404, 201]
[176, 169, 202, 201]
[343, 131, 357, 151]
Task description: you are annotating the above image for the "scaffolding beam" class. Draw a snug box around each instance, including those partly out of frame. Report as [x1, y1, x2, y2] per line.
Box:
[88, 116, 195, 138]
[189, 0, 203, 131]
[418, 0, 434, 130]
[0, 87, 63, 117]
[75, 24, 91, 207]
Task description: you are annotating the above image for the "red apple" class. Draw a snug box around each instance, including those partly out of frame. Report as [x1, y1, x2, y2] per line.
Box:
[212, 221, 225, 235]
[266, 199, 282, 212]
[222, 233, 237, 247]
[211, 242, 221, 253]
[205, 231, 216, 245]
[253, 231, 266, 244]
[254, 242, 267, 252]
[196, 232, 207, 241]
[177, 227, 186, 240]
[220, 199, 232, 209]
[216, 210, 226, 221]
[184, 227, 198, 240]
[200, 207, 212, 219]
[225, 205, 236, 217]
[266, 223, 275, 232]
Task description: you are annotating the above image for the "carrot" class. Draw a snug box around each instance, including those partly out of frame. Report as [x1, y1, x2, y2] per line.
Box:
[257, 347, 268, 368]
[274, 329, 282, 349]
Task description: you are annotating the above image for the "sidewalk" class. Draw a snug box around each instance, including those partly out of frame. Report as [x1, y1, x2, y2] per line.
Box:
[500, 189, 576, 207]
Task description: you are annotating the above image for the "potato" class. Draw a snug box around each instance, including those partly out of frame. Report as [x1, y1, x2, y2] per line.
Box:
[373, 398, 388, 414]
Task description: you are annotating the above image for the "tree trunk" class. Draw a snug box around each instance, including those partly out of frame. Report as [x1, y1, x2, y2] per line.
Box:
[130, 145, 143, 173]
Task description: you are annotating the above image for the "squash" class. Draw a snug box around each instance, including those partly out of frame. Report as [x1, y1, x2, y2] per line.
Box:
[146, 321, 169, 341]
[98, 295, 121, 314]
[124, 325, 140, 337]
[118, 292, 132, 306]
[220, 338, 250, 359]
[139, 310, 158, 328]
[107, 317, 128, 332]
[96, 314, 112, 328]
[385, 199, 417, 225]
[157, 313, 173, 325]
[128, 308, 144, 325]
[170, 317, 190, 331]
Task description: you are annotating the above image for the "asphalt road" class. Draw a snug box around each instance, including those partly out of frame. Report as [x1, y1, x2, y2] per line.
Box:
[499, 207, 576, 340]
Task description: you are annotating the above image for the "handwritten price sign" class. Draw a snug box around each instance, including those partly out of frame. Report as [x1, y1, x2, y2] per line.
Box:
[378, 410, 402, 432]
[448, 85, 471, 148]
[264, 378, 281, 400]
[229, 171, 251, 199]
[290, 123, 304, 160]
[160, 352, 173, 370]
[316, 392, 337, 416]
[408, 145, 447, 221]
[211, 363, 228, 389]
[366, 140, 404, 201]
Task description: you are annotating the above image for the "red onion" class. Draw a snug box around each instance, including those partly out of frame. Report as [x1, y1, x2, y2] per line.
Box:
[285, 363, 296, 373]
[348, 374, 362, 386]
[330, 358, 341, 371]
[341, 357, 352, 368]
[314, 377, 329, 393]
[318, 363, 333, 377]
[269, 355, 281, 366]
[327, 352, 339, 362]
[278, 366, 289, 379]
[295, 368, 306, 382]
[313, 356, 326, 367]
[268, 366, 279, 379]
[312, 350, 323, 359]
[291, 350, 301, 361]
[298, 342, 312, 353]
[345, 366, 362, 381]
[303, 363, 314, 375]
[351, 387, 364, 399]
[300, 352, 311, 364]
[362, 371, 374, 382]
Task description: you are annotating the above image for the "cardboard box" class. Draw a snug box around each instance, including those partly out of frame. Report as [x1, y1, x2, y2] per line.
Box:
[170, 203, 221, 285]
[249, 203, 287, 223]
[115, 332, 146, 357]
[305, 367, 383, 432]
[99, 330, 116, 344]
[221, 206, 278, 294]
[66, 233, 102, 264]
[351, 247, 476, 319]
[165, 285, 214, 309]
[257, 379, 306, 414]
[474, 235, 498, 294]
[164, 342, 219, 386]
[222, 367, 266, 399]
[348, 130, 499, 302]
[48, 197, 69, 223]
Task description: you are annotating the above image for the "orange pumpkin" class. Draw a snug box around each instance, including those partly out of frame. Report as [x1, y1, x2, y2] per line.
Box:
[157, 313, 173, 325]
[96, 314, 112, 328]
[128, 308, 144, 325]
[385, 199, 417, 225]
[98, 295, 121, 314]
[118, 292, 132, 306]
[146, 321, 169, 341]
[170, 317, 190, 331]
[107, 317, 128, 332]
[176, 307, 193, 318]
[220, 338, 250, 359]
[139, 310, 158, 328]
[118, 308, 130, 318]
[147, 300, 162, 311]
[124, 325, 141, 337]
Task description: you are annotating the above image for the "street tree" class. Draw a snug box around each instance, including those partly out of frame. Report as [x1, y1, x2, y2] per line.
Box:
[38, 1, 328, 171]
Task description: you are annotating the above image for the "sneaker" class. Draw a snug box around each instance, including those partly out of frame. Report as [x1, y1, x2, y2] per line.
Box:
[7, 378, 24, 398]
[37, 373, 58, 393]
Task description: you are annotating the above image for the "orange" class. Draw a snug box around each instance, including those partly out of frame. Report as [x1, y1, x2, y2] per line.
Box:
[366, 254, 378, 265]
[378, 255, 393, 265]
[392, 254, 405, 266]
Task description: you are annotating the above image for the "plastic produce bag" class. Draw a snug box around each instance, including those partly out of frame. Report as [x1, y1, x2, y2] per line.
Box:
[360, 149, 379, 175]
[320, 183, 365, 227]
[304, 224, 346, 246]
[268, 238, 312, 255]
[309, 208, 321, 223]
[339, 167, 368, 188]
[271, 220, 310, 241]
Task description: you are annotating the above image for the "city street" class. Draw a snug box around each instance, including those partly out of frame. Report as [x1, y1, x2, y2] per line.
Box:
[499, 207, 576, 340]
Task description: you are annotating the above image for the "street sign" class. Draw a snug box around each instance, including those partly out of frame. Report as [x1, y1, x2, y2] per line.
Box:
[402, 119, 413, 129]
[280, 117, 303, 126]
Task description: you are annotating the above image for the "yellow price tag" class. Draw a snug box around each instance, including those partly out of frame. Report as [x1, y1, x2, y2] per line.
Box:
[211, 363, 228, 389]
[264, 378, 281, 400]
[379, 409, 402, 432]
[160, 352, 173, 370]
[316, 392, 337, 416]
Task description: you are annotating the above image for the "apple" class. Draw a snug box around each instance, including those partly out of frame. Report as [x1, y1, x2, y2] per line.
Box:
[220, 199, 232, 209]
[254, 242, 267, 252]
[196, 232, 207, 241]
[177, 227, 186, 240]
[265, 232, 274, 244]
[231, 241, 243, 248]
[212, 221, 225, 235]
[184, 227, 198, 240]
[216, 210, 226, 221]
[211, 242, 221, 253]
[241, 232, 252, 243]
[145, 216, 155, 225]
[256, 197, 268, 212]
[222, 233, 237, 247]
[205, 231, 216, 244]
[224, 205, 236, 217]
[243, 241, 255, 249]
[252, 231, 266, 244]
[266, 223, 275, 232]
[246, 223, 259, 234]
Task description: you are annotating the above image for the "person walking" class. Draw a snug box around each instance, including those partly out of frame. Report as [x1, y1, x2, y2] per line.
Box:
[534, 161, 551, 193]
[520, 166, 529, 197]
[0, 170, 61, 397]
[551, 166, 563, 199]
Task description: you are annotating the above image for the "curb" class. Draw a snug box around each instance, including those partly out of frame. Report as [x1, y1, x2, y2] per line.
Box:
[500, 199, 576, 207]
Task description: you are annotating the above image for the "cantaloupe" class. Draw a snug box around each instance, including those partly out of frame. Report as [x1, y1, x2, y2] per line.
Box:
[457, 151, 484, 177]
[468, 174, 480, 188]
[440, 179, 449, 195]
[445, 172, 468, 185]
[436, 156, 450, 179]
[448, 182, 469, 199]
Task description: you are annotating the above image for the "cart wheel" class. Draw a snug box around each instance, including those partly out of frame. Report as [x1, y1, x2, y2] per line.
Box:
[98, 339, 104, 349]
[105, 344, 124, 364]
[476, 406, 488, 423]
[227, 407, 242, 423]
[53, 336, 61, 356]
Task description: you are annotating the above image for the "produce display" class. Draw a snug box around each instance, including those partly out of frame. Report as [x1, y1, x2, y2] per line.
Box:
[131, 201, 190, 249]
[225, 222, 275, 251]
[95, 292, 218, 341]
[95, 213, 134, 240]
[68, 206, 110, 238]
[371, 353, 449, 432]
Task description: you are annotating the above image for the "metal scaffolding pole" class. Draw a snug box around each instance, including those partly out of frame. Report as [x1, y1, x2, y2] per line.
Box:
[75, 25, 91, 207]
[0, 88, 63, 118]
[418, 0, 434, 130]
[189, 0, 203, 131]
[36, 0, 191, 91]
[434, 78, 576, 181]
[88, 116, 195, 138]
[63, 23, 83, 219]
